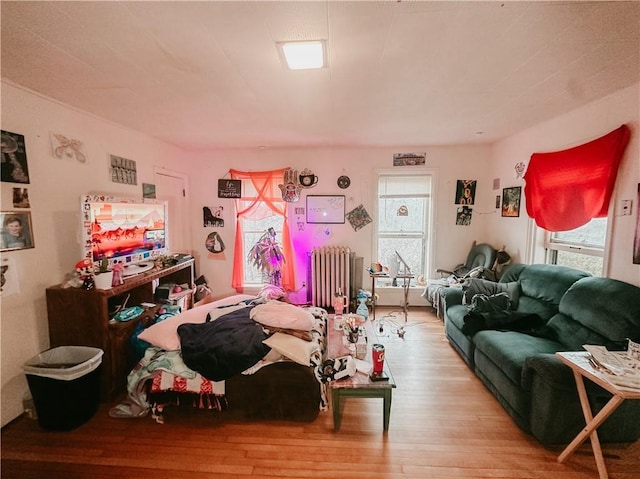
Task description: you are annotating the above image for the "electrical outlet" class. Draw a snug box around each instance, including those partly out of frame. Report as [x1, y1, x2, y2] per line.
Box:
[620, 199, 632, 216]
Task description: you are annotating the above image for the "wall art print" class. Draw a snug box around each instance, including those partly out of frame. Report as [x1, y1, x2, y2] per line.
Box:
[634, 183, 640, 265]
[345, 204, 372, 232]
[393, 152, 426, 166]
[1, 130, 30, 184]
[455, 180, 476, 205]
[110, 154, 137, 185]
[502, 186, 522, 217]
[456, 206, 472, 226]
[142, 183, 156, 199]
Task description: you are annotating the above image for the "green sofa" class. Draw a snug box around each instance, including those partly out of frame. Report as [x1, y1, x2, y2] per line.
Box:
[441, 264, 640, 444]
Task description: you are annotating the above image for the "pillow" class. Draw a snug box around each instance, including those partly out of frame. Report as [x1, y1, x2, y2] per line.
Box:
[138, 294, 255, 351]
[250, 301, 315, 331]
[262, 332, 319, 366]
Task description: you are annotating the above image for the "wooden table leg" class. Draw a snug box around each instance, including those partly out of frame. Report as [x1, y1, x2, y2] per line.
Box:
[332, 389, 342, 432]
[383, 389, 392, 432]
[558, 371, 625, 479]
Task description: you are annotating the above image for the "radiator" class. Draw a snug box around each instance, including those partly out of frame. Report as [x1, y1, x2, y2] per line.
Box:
[308, 246, 354, 309]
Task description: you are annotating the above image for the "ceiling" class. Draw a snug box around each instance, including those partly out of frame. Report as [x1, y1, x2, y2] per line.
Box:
[1, 1, 639, 151]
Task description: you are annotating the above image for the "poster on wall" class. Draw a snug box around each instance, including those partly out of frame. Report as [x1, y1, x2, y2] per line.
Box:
[502, 186, 522, 217]
[634, 183, 640, 265]
[203, 206, 224, 227]
[110, 154, 137, 185]
[1, 130, 30, 184]
[12, 188, 30, 208]
[455, 180, 476, 205]
[456, 206, 472, 226]
[205, 231, 225, 254]
[142, 183, 156, 199]
[393, 152, 426, 166]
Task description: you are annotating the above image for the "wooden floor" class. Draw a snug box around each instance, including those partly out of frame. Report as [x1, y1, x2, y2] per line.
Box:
[2, 307, 639, 479]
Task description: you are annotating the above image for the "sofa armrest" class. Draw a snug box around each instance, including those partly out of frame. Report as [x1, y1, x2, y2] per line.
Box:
[440, 286, 463, 308]
[522, 354, 575, 392]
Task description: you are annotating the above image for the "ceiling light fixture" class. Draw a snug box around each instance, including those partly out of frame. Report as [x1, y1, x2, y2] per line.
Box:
[277, 40, 327, 70]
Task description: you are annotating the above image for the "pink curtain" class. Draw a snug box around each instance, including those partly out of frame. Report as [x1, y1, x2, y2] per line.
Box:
[229, 168, 295, 292]
[524, 125, 630, 231]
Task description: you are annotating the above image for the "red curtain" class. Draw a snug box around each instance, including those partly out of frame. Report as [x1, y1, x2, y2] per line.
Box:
[524, 125, 630, 232]
[229, 168, 295, 292]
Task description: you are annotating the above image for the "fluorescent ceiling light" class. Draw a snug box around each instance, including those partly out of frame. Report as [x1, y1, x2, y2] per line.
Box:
[278, 40, 326, 70]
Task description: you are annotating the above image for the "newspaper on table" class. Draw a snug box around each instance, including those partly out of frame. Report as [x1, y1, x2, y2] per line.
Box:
[583, 340, 640, 391]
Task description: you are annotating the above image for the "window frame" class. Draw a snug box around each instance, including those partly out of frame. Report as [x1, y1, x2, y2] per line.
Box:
[374, 170, 434, 288]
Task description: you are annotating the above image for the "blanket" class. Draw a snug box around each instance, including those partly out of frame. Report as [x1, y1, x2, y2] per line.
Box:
[108, 347, 212, 418]
[178, 305, 271, 381]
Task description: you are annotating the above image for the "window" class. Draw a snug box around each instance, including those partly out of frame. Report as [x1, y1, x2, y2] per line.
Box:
[242, 215, 283, 284]
[545, 218, 606, 276]
[230, 168, 294, 291]
[375, 173, 432, 286]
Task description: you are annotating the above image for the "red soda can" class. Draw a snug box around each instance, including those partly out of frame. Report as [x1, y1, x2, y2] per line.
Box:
[372, 344, 385, 374]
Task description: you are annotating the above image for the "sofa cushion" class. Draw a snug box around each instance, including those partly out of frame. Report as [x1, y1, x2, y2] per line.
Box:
[500, 264, 590, 321]
[547, 277, 640, 350]
[473, 330, 564, 386]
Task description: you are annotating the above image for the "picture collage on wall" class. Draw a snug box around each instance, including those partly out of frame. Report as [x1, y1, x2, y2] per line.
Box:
[455, 180, 476, 226]
[1, 130, 33, 296]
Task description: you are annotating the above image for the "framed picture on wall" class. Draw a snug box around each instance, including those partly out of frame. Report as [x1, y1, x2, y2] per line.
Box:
[501, 186, 521, 217]
[1, 211, 35, 251]
[306, 195, 345, 224]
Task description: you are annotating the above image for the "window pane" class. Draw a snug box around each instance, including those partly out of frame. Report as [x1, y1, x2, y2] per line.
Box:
[554, 250, 603, 277]
[378, 197, 425, 233]
[551, 218, 606, 248]
[378, 238, 423, 276]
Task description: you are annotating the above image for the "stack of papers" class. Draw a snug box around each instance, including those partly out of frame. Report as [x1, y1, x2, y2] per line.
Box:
[583, 344, 640, 390]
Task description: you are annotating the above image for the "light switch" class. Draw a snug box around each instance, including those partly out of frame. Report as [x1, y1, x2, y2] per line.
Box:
[620, 199, 632, 216]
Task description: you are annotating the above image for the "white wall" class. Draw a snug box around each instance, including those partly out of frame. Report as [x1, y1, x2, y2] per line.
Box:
[488, 83, 640, 286]
[0, 82, 187, 426]
[184, 145, 494, 306]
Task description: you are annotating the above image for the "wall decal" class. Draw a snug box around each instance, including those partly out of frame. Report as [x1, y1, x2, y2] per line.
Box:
[1, 130, 30, 184]
[337, 175, 351, 189]
[345, 204, 372, 231]
[279, 168, 302, 202]
[203, 206, 224, 227]
[298, 168, 318, 188]
[50, 132, 87, 163]
[205, 231, 225, 253]
[307, 195, 345, 223]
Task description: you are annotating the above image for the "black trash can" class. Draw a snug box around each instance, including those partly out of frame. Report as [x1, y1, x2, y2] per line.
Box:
[23, 346, 103, 431]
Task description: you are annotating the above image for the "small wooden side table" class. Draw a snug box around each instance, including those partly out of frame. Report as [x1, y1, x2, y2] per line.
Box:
[556, 352, 640, 479]
[327, 315, 396, 432]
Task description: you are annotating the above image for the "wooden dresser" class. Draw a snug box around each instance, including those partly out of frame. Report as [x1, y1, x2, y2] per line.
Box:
[45, 259, 194, 401]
